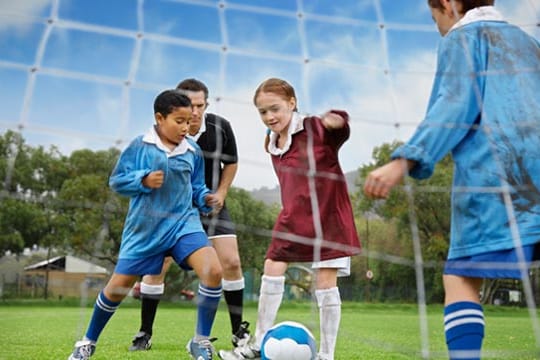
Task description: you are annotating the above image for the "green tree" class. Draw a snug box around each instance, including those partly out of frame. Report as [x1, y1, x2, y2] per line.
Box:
[354, 141, 453, 303]
[57, 148, 125, 266]
[0, 131, 70, 254]
[226, 187, 278, 273]
[0, 198, 48, 254]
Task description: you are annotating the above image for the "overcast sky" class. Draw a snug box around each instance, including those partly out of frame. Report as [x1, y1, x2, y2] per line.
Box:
[0, 0, 539, 190]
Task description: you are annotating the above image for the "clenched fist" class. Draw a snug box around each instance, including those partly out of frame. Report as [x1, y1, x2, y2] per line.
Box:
[143, 170, 164, 188]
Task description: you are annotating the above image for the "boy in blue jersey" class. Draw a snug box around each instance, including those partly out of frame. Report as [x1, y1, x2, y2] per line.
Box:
[129, 78, 250, 354]
[364, 1, 540, 359]
[67, 90, 223, 360]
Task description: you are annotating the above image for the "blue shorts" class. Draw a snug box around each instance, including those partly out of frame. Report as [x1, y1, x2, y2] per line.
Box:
[444, 243, 540, 279]
[114, 232, 210, 276]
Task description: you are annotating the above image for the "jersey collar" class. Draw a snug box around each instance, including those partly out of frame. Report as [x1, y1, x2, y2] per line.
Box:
[143, 126, 195, 157]
[268, 112, 304, 156]
[449, 6, 504, 34]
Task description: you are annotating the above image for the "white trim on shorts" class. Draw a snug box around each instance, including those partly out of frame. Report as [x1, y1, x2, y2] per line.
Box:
[208, 234, 237, 240]
[311, 256, 351, 277]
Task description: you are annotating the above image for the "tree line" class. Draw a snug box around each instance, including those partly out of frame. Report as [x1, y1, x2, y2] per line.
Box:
[0, 130, 276, 268]
[1, 130, 534, 304]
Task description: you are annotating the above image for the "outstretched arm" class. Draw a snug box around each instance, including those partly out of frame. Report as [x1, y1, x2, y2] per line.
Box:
[321, 111, 346, 130]
[363, 159, 416, 199]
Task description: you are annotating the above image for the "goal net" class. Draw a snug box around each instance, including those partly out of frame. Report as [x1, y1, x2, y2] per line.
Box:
[1, 0, 539, 358]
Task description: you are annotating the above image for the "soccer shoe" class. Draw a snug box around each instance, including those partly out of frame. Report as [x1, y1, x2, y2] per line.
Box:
[186, 338, 216, 360]
[232, 321, 251, 348]
[128, 331, 152, 351]
[218, 342, 261, 360]
[67, 340, 95, 360]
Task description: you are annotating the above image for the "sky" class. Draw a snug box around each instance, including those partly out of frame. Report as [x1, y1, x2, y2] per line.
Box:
[0, 0, 539, 190]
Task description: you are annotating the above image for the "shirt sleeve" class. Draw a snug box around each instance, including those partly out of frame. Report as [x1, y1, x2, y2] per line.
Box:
[220, 118, 239, 165]
[310, 110, 350, 150]
[109, 138, 153, 197]
[191, 146, 212, 213]
[392, 32, 483, 179]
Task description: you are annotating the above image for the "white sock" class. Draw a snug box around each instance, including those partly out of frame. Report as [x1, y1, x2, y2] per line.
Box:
[254, 275, 285, 347]
[316, 287, 341, 360]
[140, 282, 165, 295]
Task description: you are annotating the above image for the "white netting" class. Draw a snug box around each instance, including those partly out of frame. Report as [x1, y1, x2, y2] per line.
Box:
[1, 0, 540, 358]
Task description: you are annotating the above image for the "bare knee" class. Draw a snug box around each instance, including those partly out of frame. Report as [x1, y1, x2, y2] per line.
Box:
[201, 264, 222, 288]
[104, 274, 137, 302]
[221, 255, 242, 276]
[443, 274, 482, 304]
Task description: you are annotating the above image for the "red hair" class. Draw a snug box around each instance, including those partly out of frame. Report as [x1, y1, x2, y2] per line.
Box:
[254, 78, 298, 153]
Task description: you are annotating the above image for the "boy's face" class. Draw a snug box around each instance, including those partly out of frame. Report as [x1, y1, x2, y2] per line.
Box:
[184, 90, 207, 136]
[155, 106, 191, 147]
[430, 0, 462, 36]
[255, 91, 296, 135]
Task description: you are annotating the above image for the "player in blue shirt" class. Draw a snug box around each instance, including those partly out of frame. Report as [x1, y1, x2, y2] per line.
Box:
[67, 90, 223, 360]
[364, 1, 540, 359]
[129, 79, 250, 354]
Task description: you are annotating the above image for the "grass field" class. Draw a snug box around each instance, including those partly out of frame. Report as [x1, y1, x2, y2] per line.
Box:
[1, 300, 539, 359]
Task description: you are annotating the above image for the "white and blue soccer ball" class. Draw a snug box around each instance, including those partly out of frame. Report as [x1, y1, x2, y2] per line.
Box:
[260, 321, 317, 360]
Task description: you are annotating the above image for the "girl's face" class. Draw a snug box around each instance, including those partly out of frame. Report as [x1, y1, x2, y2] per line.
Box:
[255, 91, 296, 134]
[155, 106, 191, 148]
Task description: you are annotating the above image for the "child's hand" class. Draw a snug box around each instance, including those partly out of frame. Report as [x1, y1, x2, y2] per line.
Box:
[210, 192, 226, 209]
[363, 159, 410, 199]
[321, 111, 345, 130]
[142, 170, 164, 188]
[204, 193, 223, 216]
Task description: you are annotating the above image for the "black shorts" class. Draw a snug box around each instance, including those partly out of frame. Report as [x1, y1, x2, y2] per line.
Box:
[201, 205, 236, 238]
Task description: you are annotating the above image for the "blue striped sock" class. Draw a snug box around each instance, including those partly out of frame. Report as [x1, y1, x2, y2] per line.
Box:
[444, 301, 484, 360]
[85, 291, 121, 342]
[196, 283, 222, 338]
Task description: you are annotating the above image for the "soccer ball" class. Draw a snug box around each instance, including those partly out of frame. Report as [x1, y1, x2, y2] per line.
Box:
[260, 321, 317, 360]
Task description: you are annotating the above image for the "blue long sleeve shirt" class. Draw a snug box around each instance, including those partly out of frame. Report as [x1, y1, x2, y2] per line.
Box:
[109, 128, 212, 260]
[392, 9, 540, 259]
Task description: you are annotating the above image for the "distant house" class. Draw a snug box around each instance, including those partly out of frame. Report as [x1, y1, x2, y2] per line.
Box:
[23, 255, 110, 299]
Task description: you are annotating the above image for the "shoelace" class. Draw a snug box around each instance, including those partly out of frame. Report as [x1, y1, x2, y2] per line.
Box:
[236, 321, 250, 337]
[197, 339, 214, 357]
[237, 344, 259, 357]
[133, 337, 146, 346]
[78, 345, 93, 357]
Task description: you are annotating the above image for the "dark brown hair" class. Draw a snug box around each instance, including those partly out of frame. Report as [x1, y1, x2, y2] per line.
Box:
[176, 78, 209, 101]
[428, 0, 494, 13]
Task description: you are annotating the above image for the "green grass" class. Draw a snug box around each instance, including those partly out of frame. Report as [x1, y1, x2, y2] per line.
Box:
[1, 300, 539, 359]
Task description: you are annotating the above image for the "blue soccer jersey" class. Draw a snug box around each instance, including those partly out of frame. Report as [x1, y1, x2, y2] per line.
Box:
[392, 10, 540, 259]
[109, 127, 212, 260]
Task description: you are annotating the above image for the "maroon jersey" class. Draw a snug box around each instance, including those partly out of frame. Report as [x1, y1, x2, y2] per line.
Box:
[266, 111, 361, 262]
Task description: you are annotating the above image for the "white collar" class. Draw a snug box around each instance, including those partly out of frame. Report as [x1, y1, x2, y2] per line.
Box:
[142, 126, 194, 157]
[188, 113, 207, 142]
[449, 6, 504, 34]
[268, 112, 304, 156]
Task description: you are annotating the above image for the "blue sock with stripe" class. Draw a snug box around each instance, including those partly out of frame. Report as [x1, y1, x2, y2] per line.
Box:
[444, 301, 484, 360]
[85, 291, 121, 342]
[195, 283, 222, 339]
